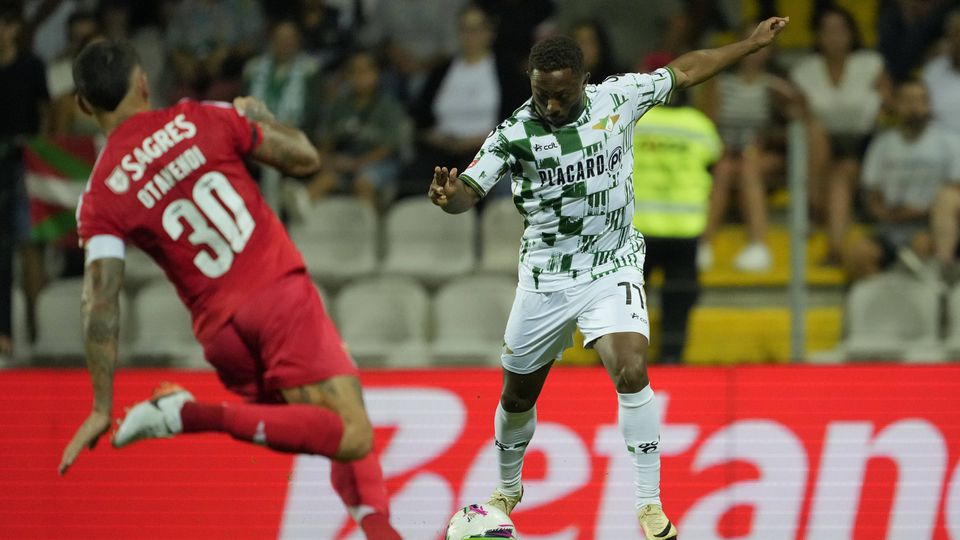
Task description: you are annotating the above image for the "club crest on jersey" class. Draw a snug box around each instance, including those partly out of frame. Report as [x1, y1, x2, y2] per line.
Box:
[105, 167, 130, 194]
[592, 114, 621, 132]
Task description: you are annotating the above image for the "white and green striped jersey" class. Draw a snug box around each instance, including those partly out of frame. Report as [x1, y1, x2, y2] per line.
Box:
[460, 67, 675, 291]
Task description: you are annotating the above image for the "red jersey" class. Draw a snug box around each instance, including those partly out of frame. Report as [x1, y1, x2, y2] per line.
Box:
[77, 100, 306, 343]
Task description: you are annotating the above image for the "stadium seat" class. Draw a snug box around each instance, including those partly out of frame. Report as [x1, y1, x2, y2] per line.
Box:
[430, 274, 516, 365]
[124, 246, 165, 286]
[382, 198, 477, 285]
[334, 276, 430, 366]
[288, 197, 379, 285]
[10, 287, 29, 363]
[480, 197, 524, 274]
[129, 279, 206, 368]
[943, 284, 960, 360]
[841, 272, 942, 361]
[33, 278, 130, 363]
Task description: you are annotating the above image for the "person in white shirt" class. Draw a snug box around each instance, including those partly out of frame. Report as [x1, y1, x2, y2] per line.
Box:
[922, 10, 960, 135]
[791, 6, 891, 265]
[413, 4, 524, 198]
[847, 80, 960, 281]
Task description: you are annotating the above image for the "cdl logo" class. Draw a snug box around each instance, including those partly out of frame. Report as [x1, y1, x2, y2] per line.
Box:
[279, 378, 960, 540]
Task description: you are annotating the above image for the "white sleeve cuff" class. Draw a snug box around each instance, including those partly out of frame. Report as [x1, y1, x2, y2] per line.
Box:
[85, 235, 126, 265]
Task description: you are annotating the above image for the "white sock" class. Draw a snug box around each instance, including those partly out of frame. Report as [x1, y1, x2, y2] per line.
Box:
[494, 402, 536, 497]
[618, 386, 662, 509]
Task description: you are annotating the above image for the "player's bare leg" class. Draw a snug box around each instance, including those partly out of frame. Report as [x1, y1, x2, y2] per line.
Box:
[594, 332, 677, 539]
[280, 376, 401, 539]
[932, 185, 960, 279]
[487, 360, 553, 515]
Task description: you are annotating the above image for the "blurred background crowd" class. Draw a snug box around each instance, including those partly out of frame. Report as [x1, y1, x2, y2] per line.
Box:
[2, 0, 960, 368]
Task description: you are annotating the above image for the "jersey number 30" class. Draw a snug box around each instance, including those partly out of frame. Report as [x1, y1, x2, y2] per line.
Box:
[162, 172, 255, 278]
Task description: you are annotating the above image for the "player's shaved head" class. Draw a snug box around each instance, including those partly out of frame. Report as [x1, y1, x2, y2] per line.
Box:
[73, 39, 140, 112]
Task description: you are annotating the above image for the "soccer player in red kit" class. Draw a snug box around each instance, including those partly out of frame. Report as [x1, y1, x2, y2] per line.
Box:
[57, 41, 402, 539]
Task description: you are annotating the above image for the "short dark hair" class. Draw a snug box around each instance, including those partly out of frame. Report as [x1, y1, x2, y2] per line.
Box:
[0, 4, 21, 24]
[529, 35, 584, 74]
[813, 5, 863, 52]
[73, 40, 140, 112]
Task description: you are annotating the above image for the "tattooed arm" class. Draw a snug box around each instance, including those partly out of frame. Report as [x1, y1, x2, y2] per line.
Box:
[59, 257, 124, 475]
[233, 96, 322, 178]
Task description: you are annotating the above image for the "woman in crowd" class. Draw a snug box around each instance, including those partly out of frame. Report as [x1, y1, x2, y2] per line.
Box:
[412, 4, 524, 198]
[790, 6, 891, 265]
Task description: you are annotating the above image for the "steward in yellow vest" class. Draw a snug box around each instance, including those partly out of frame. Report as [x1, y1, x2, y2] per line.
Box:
[633, 101, 721, 364]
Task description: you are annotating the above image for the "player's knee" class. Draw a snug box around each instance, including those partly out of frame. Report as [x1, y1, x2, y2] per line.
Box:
[613, 355, 649, 393]
[500, 392, 536, 413]
[336, 418, 373, 461]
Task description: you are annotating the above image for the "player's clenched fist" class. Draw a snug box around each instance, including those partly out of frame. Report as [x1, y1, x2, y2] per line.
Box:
[429, 166, 461, 207]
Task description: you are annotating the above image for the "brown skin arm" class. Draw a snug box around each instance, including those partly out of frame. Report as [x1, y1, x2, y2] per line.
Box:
[428, 166, 480, 214]
[59, 257, 125, 475]
[867, 189, 929, 223]
[669, 17, 790, 90]
[233, 96, 322, 178]
[867, 189, 895, 222]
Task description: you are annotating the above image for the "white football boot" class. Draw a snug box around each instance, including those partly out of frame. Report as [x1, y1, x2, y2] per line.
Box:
[113, 382, 195, 448]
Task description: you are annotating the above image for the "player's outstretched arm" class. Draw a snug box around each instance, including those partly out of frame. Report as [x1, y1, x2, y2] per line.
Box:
[234, 96, 322, 178]
[669, 16, 789, 90]
[428, 166, 480, 214]
[59, 257, 124, 475]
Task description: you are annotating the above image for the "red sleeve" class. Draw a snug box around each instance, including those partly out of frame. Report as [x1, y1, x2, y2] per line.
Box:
[76, 187, 124, 247]
[198, 101, 263, 156]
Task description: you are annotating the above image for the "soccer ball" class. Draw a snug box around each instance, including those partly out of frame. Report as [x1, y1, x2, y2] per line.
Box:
[445, 504, 519, 539]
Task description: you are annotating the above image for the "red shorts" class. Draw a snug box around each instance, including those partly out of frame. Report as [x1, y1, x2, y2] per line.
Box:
[202, 271, 358, 403]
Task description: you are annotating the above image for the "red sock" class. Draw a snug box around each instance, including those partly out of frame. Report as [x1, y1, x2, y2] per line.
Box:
[360, 513, 401, 540]
[181, 401, 343, 458]
[331, 455, 400, 539]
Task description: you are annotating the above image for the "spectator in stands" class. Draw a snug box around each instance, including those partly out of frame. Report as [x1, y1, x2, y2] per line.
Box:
[46, 10, 97, 101]
[309, 49, 407, 209]
[0, 6, 49, 358]
[923, 9, 960, 135]
[165, 0, 264, 99]
[572, 21, 617, 83]
[791, 6, 891, 265]
[878, 0, 954, 82]
[846, 80, 960, 282]
[633, 57, 722, 364]
[475, 0, 553, 73]
[24, 0, 77, 64]
[244, 20, 320, 212]
[48, 12, 100, 136]
[554, 0, 687, 70]
[700, 25, 805, 272]
[413, 4, 524, 199]
[931, 187, 960, 283]
[298, 0, 355, 73]
[360, 0, 466, 102]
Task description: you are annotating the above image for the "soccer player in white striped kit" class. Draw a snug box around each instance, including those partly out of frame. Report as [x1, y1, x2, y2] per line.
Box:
[429, 17, 788, 537]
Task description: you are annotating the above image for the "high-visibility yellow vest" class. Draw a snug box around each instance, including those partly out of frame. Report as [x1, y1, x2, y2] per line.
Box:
[632, 106, 721, 238]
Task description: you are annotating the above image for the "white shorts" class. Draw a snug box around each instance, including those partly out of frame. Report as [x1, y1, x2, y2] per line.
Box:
[501, 268, 649, 375]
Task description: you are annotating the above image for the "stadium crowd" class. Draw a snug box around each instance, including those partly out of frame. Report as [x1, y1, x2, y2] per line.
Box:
[2, 0, 960, 366]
